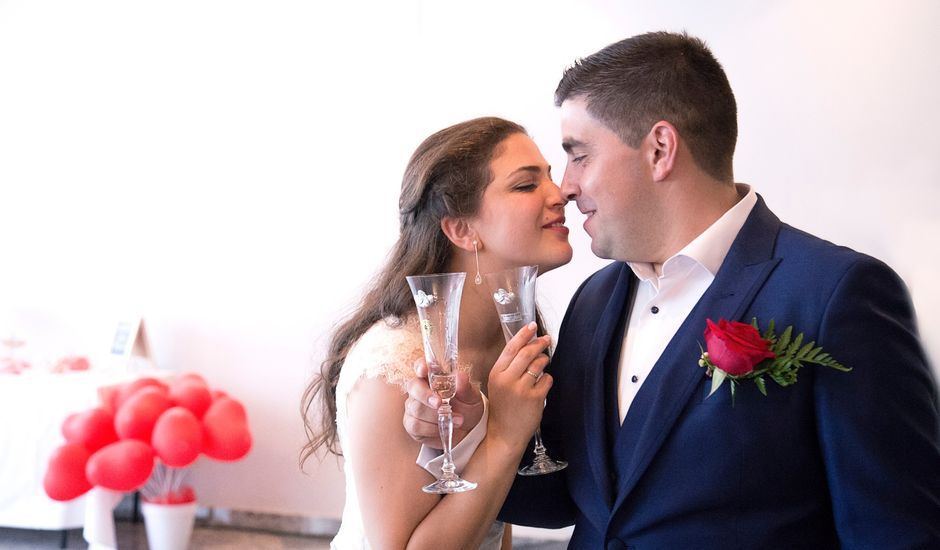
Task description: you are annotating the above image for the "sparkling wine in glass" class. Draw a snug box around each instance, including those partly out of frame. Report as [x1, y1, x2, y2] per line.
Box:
[406, 272, 477, 493]
[483, 264, 567, 476]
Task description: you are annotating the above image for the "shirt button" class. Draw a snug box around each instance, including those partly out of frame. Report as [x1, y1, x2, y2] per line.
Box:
[631, 375, 639, 383]
[651, 306, 660, 314]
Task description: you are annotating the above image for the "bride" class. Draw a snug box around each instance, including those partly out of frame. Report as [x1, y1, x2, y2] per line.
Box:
[301, 117, 573, 549]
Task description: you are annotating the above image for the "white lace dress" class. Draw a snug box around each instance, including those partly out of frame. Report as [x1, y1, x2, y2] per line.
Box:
[330, 316, 504, 550]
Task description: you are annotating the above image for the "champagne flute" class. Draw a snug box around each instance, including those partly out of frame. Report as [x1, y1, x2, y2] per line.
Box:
[483, 265, 567, 476]
[406, 272, 477, 493]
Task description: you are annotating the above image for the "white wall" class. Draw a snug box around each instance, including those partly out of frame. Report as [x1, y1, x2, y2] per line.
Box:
[1, 0, 937, 527]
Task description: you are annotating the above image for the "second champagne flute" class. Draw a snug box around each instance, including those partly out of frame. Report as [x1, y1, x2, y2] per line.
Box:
[483, 264, 567, 476]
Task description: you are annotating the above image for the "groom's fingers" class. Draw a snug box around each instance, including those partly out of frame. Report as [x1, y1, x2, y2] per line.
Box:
[403, 363, 441, 445]
[413, 359, 429, 379]
[404, 358, 487, 446]
[406, 359, 432, 400]
[451, 370, 481, 408]
[408, 359, 479, 409]
[403, 393, 442, 445]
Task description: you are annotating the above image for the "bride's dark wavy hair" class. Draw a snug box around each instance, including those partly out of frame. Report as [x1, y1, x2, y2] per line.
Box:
[300, 117, 532, 465]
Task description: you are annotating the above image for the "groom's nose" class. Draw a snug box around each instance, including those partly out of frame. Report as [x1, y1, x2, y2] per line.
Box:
[560, 167, 579, 201]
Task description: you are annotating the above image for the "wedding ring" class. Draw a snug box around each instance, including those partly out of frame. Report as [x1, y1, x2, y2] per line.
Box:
[525, 369, 540, 380]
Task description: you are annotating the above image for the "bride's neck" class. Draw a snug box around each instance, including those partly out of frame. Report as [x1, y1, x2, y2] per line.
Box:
[457, 281, 506, 389]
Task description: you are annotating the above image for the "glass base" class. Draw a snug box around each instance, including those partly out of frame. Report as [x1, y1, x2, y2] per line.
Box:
[422, 477, 478, 494]
[518, 457, 567, 476]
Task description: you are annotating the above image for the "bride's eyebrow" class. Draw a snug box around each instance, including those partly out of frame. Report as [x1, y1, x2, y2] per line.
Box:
[505, 166, 543, 179]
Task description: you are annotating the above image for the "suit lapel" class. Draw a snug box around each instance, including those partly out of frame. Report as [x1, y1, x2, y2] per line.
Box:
[582, 263, 634, 512]
[610, 196, 783, 510]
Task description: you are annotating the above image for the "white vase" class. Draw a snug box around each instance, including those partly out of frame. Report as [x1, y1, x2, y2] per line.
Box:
[83, 487, 124, 550]
[141, 501, 198, 550]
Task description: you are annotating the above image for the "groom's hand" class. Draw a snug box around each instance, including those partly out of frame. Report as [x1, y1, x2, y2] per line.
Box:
[403, 359, 484, 449]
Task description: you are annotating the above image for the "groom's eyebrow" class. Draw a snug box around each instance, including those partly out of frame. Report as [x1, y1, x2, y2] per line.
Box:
[561, 139, 586, 153]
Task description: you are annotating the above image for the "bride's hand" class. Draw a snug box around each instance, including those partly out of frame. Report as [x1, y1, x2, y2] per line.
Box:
[486, 322, 553, 450]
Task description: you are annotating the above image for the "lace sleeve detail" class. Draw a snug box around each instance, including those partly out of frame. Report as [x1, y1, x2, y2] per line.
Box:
[340, 317, 424, 390]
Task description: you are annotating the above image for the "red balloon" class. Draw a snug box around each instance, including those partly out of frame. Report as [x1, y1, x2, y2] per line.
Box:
[62, 407, 118, 453]
[169, 380, 212, 419]
[115, 387, 172, 442]
[86, 440, 155, 492]
[206, 396, 247, 424]
[202, 398, 252, 461]
[176, 372, 207, 386]
[112, 377, 169, 412]
[44, 444, 92, 501]
[152, 407, 203, 468]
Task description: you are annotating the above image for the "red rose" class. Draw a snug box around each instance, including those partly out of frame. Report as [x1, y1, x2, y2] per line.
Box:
[704, 319, 776, 376]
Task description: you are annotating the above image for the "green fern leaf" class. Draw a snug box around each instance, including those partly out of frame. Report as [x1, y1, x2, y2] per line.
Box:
[774, 326, 792, 354]
[755, 376, 767, 396]
[785, 332, 804, 358]
[803, 346, 823, 360]
[797, 342, 815, 359]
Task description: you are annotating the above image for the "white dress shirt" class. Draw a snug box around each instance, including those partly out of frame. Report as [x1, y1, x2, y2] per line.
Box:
[618, 184, 756, 422]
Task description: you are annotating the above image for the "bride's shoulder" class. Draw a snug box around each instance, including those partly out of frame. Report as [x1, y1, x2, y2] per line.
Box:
[343, 316, 423, 388]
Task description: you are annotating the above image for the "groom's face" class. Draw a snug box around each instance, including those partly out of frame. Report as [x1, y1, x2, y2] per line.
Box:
[558, 97, 661, 263]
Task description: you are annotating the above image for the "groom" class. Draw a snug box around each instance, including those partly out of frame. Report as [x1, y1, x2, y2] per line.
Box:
[405, 32, 940, 548]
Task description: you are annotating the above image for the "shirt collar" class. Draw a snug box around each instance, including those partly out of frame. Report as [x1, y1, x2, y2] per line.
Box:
[629, 183, 757, 281]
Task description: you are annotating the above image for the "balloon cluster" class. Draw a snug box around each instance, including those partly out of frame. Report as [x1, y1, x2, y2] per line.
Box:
[43, 373, 252, 502]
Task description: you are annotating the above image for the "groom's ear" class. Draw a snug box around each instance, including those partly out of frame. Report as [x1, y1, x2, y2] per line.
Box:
[647, 121, 678, 182]
[440, 216, 477, 251]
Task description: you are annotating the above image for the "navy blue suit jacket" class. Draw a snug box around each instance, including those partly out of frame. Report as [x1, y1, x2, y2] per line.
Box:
[499, 197, 940, 548]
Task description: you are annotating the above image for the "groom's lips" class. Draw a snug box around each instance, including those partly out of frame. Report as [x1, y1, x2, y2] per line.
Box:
[581, 209, 596, 232]
[576, 202, 595, 216]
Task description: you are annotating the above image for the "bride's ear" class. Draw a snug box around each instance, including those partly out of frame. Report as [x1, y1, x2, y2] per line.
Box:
[440, 216, 477, 252]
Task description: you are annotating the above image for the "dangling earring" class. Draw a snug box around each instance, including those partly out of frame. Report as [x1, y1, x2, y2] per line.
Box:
[473, 240, 483, 285]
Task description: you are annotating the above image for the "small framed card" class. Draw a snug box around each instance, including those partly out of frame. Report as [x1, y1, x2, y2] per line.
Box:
[108, 317, 154, 370]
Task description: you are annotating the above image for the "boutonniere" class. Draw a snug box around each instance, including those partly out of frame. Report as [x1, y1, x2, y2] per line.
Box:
[698, 318, 850, 402]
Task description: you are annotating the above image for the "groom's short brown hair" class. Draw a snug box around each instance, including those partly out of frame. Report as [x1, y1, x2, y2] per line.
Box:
[555, 31, 737, 182]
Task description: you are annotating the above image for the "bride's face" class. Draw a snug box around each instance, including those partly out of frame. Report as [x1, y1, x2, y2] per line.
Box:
[469, 133, 573, 275]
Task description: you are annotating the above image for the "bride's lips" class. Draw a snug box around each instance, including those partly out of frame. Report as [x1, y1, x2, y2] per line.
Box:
[543, 216, 569, 235]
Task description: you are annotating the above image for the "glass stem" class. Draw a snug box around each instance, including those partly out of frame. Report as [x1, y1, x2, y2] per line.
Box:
[438, 401, 456, 480]
[532, 427, 548, 459]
